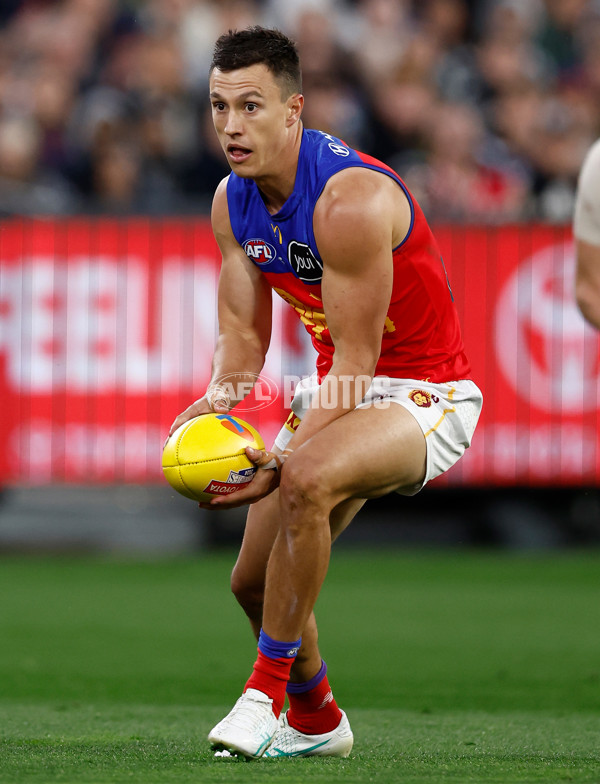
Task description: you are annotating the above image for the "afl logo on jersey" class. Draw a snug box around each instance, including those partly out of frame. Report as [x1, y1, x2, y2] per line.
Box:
[244, 238, 276, 264]
[288, 240, 323, 283]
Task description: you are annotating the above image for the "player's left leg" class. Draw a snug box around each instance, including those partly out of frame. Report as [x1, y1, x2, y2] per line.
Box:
[212, 402, 427, 758]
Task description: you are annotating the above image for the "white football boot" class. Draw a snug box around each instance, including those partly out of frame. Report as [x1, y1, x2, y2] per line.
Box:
[264, 710, 354, 758]
[208, 689, 279, 759]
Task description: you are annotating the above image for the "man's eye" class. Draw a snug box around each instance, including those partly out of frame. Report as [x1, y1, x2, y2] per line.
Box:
[246, 103, 258, 112]
[213, 103, 225, 111]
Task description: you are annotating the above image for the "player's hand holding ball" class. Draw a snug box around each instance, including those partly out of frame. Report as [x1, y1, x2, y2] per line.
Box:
[162, 412, 268, 504]
[167, 386, 230, 437]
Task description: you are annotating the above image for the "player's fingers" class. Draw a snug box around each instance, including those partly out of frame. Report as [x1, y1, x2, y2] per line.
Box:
[168, 402, 207, 436]
[169, 412, 190, 436]
[246, 446, 266, 463]
[200, 465, 278, 509]
[199, 489, 255, 510]
[168, 420, 183, 437]
[246, 447, 282, 470]
[247, 447, 295, 471]
[203, 488, 267, 509]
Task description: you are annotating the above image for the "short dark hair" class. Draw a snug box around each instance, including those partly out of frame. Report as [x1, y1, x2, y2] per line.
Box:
[210, 26, 302, 97]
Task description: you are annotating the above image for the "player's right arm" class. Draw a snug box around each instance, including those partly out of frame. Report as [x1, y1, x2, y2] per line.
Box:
[168, 178, 273, 434]
[575, 239, 600, 330]
[574, 140, 600, 330]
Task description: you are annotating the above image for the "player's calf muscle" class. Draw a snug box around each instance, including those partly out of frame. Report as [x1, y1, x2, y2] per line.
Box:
[230, 574, 264, 618]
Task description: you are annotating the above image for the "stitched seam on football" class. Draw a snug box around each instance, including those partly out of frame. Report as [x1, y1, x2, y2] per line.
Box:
[172, 454, 251, 466]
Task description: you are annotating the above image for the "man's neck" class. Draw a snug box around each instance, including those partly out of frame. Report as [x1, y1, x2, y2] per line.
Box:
[255, 124, 303, 215]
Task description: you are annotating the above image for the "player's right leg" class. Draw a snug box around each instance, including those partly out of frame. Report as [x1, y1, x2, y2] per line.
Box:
[231, 490, 365, 682]
[230, 484, 364, 680]
[273, 494, 362, 758]
[230, 488, 321, 681]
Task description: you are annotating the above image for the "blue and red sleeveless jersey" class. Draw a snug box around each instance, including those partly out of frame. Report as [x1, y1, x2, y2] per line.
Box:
[226, 128, 471, 382]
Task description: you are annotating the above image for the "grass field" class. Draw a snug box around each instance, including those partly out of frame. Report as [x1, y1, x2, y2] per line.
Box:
[0, 549, 599, 783]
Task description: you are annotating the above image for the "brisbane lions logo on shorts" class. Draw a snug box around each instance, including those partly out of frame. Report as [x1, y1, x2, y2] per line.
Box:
[409, 389, 432, 408]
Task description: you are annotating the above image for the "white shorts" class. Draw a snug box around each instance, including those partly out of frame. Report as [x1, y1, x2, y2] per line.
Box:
[274, 374, 483, 494]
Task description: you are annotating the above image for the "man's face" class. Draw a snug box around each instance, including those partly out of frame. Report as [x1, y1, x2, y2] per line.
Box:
[209, 63, 298, 178]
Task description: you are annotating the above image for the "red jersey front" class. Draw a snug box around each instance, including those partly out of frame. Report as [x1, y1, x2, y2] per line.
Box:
[227, 129, 471, 382]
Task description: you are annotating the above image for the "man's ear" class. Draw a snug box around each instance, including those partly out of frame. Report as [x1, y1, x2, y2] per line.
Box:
[286, 93, 304, 126]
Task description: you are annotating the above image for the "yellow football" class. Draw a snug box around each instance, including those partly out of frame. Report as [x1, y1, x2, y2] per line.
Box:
[162, 413, 265, 502]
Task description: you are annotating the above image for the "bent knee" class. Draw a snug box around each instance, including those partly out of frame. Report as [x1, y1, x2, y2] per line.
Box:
[279, 456, 336, 517]
[230, 567, 265, 616]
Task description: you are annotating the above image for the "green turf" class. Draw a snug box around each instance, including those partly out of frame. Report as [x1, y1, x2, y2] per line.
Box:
[0, 550, 599, 783]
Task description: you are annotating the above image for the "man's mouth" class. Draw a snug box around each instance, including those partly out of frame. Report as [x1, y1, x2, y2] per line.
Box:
[227, 145, 252, 162]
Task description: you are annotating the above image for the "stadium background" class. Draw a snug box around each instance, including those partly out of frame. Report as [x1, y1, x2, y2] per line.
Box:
[1, 0, 599, 551]
[1, 3, 599, 782]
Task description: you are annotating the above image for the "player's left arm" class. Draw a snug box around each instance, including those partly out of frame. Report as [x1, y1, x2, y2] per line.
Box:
[281, 167, 406, 451]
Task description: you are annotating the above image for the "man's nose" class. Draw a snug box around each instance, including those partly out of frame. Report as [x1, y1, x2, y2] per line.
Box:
[224, 111, 242, 135]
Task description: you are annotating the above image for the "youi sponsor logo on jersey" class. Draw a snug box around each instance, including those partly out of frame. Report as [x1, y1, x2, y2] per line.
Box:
[288, 239, 323, 282]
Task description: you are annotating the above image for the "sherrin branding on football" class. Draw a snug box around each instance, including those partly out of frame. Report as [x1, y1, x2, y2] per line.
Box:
[162, 413, 265, 502]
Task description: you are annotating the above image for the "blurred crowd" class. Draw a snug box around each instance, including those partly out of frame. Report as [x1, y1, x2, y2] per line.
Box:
[1, 0, 599, 222]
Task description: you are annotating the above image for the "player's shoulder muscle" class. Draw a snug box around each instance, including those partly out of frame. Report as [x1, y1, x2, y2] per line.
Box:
[314, 167, 407, 264]
[211, 176, 265, 294]
[211, 175, 236, 249]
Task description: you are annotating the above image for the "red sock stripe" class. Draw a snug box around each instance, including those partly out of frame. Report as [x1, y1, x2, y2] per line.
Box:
[244, 650, 293, 717]
[286, 673, 343, 734]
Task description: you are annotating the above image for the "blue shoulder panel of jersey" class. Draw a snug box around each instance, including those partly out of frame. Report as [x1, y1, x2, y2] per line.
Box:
[226, 129, 405, 284]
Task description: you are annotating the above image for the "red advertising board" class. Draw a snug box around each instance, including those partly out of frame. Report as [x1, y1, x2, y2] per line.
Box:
[436, 225, 600, 486]
[0, 219, 598, 486]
